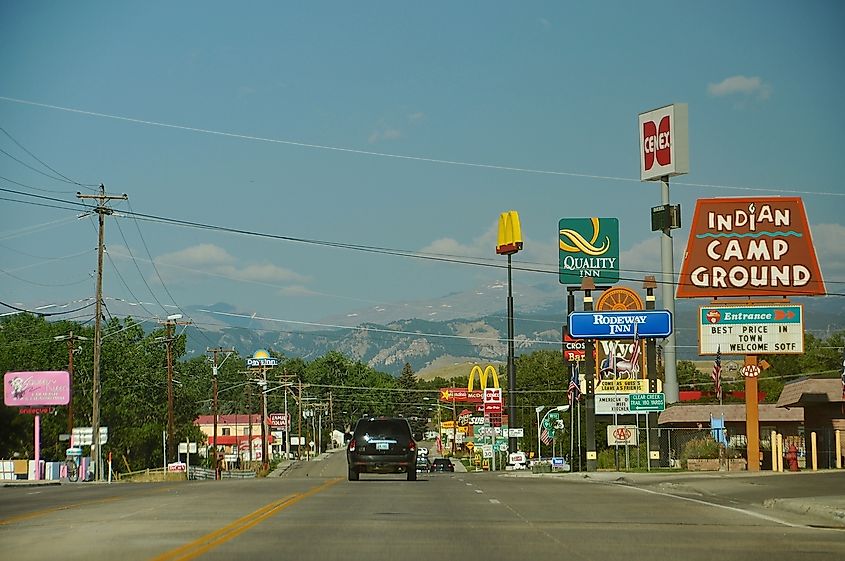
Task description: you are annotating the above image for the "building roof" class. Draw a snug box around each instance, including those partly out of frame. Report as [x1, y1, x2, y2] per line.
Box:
[658, 403, 803, 425]
[195, 414, 264, 425]
[777, 378, 844, 408]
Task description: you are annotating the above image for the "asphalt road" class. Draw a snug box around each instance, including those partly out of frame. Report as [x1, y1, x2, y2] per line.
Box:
[2, 449, 842, 561]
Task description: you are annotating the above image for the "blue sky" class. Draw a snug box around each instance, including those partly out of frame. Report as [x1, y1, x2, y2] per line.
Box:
[1, 2, 843, 333]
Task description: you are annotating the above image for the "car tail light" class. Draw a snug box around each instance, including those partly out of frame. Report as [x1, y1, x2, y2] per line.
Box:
[348, 439, 356, 452]
[408, 440, 416, 452]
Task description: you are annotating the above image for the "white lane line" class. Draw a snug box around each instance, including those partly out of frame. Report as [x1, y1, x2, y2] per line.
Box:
[475, 489, 483, 494]
[489, 499, 501, 504]
[617, 484, 803, 528]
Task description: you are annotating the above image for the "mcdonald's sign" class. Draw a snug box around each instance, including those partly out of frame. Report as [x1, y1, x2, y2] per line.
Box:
[467, 365, 501, 391]
[496, 211, 523, 255]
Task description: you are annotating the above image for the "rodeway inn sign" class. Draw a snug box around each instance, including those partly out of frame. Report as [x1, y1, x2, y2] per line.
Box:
[568, 310, 673, 339]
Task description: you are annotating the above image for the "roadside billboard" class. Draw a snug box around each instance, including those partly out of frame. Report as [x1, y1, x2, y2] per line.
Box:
[4, 371, 70, 406]
[677, 197, 826, 298]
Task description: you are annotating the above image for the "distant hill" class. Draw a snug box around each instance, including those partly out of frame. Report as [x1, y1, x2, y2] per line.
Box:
[172, 285, 844, 376]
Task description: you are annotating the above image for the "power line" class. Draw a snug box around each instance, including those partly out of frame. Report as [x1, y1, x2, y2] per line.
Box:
[2, 186, 844, 298]
[1, 96, 842, 198]
[0, 298, 95, 316]
[0, 125, 99, 188]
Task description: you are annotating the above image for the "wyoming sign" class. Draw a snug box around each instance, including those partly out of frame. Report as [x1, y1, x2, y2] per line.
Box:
[677, 197, 825, 298]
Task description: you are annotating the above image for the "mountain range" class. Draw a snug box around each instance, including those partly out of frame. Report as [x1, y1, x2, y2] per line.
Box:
[161, 282, 845, 376]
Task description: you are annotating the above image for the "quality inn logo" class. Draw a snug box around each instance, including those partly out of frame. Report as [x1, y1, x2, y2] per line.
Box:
[559, 217, 619, 285]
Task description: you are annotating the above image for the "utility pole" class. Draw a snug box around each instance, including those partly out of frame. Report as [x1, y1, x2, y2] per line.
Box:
[158, 315, 191, 465]
[77, 185, 126, 481]
[207, 347, 234, 479]
[53, 332, 89, 445]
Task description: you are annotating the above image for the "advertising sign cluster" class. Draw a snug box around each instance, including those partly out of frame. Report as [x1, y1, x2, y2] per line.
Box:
[699, 305, 804, 355]
[677, 197, 826, 298]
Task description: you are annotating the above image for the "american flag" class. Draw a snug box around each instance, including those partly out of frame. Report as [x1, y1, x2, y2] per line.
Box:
[629, 323, 641, 374]
[540, 425, 552, 445]
[711, 345, 723, 401]
[568, 364, 582, 406]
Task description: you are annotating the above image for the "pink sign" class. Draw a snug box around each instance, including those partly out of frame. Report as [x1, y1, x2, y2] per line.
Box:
[4, 371, 70, 406]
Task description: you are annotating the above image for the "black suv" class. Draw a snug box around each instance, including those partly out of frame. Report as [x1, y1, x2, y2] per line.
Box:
[346, 417, 417, 481]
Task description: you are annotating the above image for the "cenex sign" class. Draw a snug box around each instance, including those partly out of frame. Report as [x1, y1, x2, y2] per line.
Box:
[568, 310, 673, 339]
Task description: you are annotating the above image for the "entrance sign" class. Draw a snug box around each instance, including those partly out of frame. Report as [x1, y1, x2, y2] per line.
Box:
[699, 305, 804, 355]
[569, 310, 672, 339]
[559, 217, 619, 285]
[638, 104, 689, 181]
[677, 197, 826, 298]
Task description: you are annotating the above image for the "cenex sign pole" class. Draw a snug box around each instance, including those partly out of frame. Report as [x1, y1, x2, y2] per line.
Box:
[638, 103, 689, 404]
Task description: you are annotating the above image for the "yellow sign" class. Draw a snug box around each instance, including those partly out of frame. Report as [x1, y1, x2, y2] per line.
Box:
[465, 442, 474, 450]
[496, 211, 523, 255]
[467, 365, 500, 391]
[584, 378, 662, 394]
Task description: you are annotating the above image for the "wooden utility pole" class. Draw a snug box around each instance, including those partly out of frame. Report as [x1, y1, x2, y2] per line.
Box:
[76, 185, 126, 481]
[207, 347, 234, 479]
[158, 315, 191, 464]
[54, 332, 89, 444]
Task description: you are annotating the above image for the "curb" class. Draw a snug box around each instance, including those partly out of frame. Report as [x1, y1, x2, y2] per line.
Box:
[763, 498, 845, 526]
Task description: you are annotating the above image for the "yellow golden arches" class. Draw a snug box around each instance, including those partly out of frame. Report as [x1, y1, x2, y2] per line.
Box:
[467, 365, 500, 391]
[559, 217, 611, 256]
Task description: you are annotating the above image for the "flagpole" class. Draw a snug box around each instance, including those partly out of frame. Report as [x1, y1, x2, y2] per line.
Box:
[570, 365, 575, 469]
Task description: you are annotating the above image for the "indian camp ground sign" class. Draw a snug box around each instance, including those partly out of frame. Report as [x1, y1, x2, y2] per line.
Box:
[676, 197, 826, 298]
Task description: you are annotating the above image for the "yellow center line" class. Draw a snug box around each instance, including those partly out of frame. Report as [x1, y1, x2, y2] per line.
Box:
[151, 478, 341, 561]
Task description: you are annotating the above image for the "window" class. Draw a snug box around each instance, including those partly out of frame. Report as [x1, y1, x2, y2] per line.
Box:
[222, 428, 230, 436]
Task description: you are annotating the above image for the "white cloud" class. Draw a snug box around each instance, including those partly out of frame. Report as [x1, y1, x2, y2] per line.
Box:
[408, 112, 425, 123]
[420, 221, 498, 258]
[152, 244, 308, 287]
[538, 18, 551, 29]
[368, 128, 402, 144]
[156, 244, 235, 267]
[216, 263, 308, 284]
[279, 285, 319, 297]
[708, 75, 771, 99]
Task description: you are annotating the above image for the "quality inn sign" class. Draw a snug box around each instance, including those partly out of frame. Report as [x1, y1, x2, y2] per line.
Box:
[559, 217, 619, 285]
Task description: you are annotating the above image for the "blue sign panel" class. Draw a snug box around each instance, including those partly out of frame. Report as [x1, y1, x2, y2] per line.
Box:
[568, 310, 672, 339]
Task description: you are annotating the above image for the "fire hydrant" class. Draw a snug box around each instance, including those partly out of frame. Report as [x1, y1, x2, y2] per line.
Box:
[785, 444, 800, 472]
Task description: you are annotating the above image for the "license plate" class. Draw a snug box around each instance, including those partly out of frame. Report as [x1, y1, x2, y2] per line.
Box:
[376, 442, 389, 451]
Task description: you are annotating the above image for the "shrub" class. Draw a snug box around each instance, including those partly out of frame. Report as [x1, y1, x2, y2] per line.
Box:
[680, 436, 721, 460]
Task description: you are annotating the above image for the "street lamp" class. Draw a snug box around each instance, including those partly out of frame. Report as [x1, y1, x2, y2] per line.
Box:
[536, 405, 570, 461]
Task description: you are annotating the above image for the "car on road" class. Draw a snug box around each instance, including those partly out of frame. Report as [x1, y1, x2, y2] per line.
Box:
[429, 458, 454, 472]
[346, 416, 417, 481]
[416, 455, 431, 473]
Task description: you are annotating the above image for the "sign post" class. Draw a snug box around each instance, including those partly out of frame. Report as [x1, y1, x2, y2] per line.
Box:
[639, 103, 689, 404]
